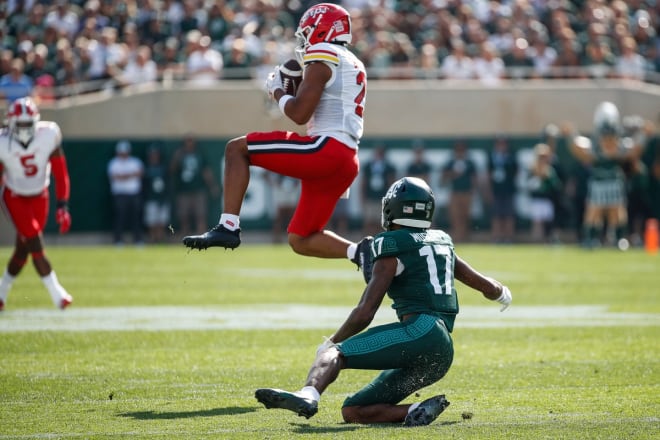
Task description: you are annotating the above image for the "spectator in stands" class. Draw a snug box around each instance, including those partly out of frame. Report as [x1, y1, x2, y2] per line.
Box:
[119, 45, 158, 86]
[185, 32, 223, 86]
[0, 58, 33, 103]
[108, 140, 144, 245]
[487, 136, 518, 244]
[615, 36, 647, 81]
[442, 140, 478, 243]
[440, 39, 474, 80]
[552, 27, 582, 79]
[529, 30, 558, 78]
[45, 0, 80, 41]
[206, 2, 231, 43]
[155, 37, 185, 81]
[22, 3, 47, 44]
[473, 41, 505, 85]
[582, 40, 617, 79]
[87, 26, 126, 86]
[503, 37, 536, 79]
[79, 0, 109, 37]
[0, 51, 15, 78]
[222, 38, 252, 80]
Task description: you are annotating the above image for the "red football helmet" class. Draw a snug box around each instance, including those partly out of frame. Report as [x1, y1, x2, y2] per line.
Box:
[295, 3, 352, 51]
[6, 97, 40, 145]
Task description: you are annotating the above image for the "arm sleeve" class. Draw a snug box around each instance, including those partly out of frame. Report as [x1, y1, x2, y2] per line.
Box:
[50, 154, 70, 202]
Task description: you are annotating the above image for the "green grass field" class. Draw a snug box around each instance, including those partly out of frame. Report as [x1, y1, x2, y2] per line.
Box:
[0, 244, 658, 439]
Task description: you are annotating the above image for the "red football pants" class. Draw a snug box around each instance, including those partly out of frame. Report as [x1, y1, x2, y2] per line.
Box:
[2, 188, 49, 239]
[246, 131, 359, 237]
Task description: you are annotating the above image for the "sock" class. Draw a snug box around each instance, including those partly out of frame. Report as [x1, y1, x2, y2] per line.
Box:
[41, 271, 70, 307]
[219, 214, 240, 231]
[347, 243, 357, 260]
[297, 386, 321, 402]
[615, 225, 626, 242]
[0, 269, 15, 301]
[407, 402, 421, 414]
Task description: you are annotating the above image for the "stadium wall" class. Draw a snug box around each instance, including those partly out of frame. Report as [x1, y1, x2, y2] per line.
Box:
[42, 80, 660, 138]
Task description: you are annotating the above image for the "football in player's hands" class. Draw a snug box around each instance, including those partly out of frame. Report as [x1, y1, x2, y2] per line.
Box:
[279, 59, 303, 96]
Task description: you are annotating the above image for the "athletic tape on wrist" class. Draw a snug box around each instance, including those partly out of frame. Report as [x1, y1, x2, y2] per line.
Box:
[278, 94, 293, 115]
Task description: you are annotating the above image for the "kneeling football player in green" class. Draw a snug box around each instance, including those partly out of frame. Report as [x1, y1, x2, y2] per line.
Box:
[255, 177, 513, 426]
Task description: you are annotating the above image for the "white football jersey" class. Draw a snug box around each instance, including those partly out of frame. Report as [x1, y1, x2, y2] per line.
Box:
[301, 42, 366, 149]
[0, 121, 62, 196]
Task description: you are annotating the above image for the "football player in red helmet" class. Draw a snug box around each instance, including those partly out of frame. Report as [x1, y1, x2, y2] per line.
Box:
[183, 3, 374, 282]
[0, 97, 73, 310]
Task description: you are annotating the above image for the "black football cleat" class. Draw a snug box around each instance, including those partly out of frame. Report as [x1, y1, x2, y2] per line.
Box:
[351, 236, 374, 284]
[182, 224, 241, 250]
[404, 394, 450, 427]
[255, 388, 318, 419]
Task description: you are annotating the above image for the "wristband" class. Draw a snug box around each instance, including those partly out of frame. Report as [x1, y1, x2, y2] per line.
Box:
[278, 94, 293, 115]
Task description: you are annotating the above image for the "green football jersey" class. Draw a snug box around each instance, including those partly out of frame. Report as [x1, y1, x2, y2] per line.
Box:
[372, 228, 459, 332]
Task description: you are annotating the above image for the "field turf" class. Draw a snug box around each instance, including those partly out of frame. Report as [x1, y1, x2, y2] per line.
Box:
[0, 243, 658, 439]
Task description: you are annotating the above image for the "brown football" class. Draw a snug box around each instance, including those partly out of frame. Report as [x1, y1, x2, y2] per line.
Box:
[279, 59, 303, 96]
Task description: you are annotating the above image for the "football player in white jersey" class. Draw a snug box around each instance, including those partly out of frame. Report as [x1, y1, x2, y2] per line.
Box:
[183, 3, 374, 282]
[0, 97, 73, 310]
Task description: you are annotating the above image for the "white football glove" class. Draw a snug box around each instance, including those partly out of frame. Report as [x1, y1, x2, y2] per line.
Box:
[265, 65, 283, 97]
[496, 285, 512, 312]
[316, 335, 336, 357]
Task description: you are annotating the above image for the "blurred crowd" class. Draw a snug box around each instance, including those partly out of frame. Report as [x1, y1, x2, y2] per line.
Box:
[1, 0, 660, 102]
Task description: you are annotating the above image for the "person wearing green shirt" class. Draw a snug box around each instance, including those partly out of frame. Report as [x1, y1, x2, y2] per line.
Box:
[255, 177, 512, 426]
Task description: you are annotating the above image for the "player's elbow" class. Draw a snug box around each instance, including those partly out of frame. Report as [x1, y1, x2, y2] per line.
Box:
[288, 110, 311, 125]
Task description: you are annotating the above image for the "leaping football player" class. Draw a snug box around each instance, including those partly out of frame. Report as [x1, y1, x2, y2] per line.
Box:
[0, 97, 73, 310]
[183, 3, 373, 282]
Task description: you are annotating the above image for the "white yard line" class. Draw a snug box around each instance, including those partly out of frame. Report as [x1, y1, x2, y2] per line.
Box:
[0, 305, 658, 332]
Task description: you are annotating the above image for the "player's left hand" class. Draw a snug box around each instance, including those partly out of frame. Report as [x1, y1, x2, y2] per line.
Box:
[56, 205, 72, 234]
[496, 285, 512, 312]
[265, 65, 283, 97]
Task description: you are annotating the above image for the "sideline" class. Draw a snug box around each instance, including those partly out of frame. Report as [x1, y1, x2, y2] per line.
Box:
[0, 305, 657, 332]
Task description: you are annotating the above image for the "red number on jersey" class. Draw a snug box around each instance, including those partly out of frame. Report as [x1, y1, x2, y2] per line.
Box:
[354, 71, 366, 117]
[20, 154, 38, 177]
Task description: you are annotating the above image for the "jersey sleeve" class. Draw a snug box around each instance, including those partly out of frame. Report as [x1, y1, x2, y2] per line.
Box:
[302, 42, 340, 67]
[372, 230, 421, 260]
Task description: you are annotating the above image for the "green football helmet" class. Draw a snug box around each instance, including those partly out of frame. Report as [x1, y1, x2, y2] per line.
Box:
[381, 177, 435, 230]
